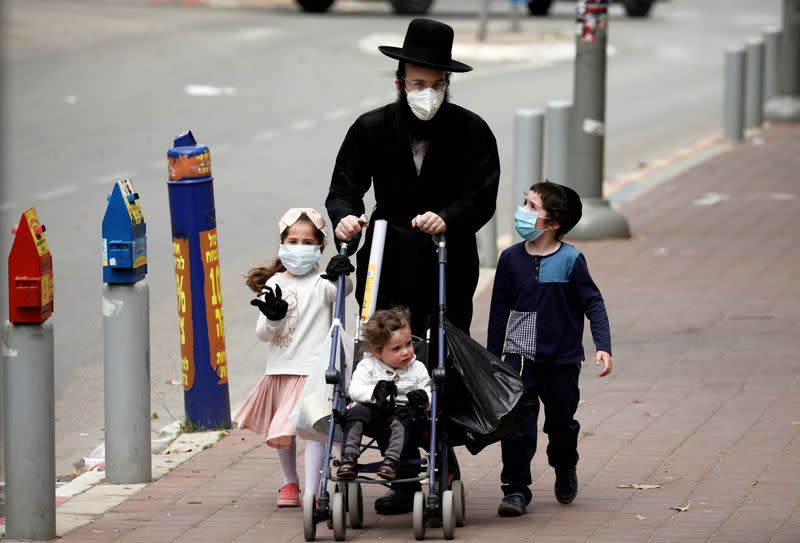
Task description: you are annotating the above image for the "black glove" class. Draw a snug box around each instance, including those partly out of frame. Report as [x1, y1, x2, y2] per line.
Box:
[320, 254, 355, 281]
[249, 285, 288, 321]
[372, 380, 397, 414]
[406, 389, 429, 408]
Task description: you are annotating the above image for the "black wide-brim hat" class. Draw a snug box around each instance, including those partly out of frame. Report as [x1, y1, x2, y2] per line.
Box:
[379, 18, 473, 73]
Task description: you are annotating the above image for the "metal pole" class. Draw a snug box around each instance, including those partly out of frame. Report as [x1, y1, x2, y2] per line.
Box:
[545, 100, 571, 186]
[3, 320, 55, 540]
[763, 26, 782, 101]
[745, 37, 765, 129]
[477, 0, 490, 41]
[568, 0, 630, 240]
[765, 0, 800, 121]
[103, 281, 151, 484]
[514, 109, 545, 201]
[477, 218, 497, 267]
[510, 0, 521, 33]
[724, 46, 746, 141]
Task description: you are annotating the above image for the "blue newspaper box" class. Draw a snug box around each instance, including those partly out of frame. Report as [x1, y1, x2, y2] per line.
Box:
[102, 178, 147, 284]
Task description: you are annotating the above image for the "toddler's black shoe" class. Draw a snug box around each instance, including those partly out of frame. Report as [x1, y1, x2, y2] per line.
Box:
[497, 493, 527, 517]
[554, 467, 578, 504]
[376, 456, 399, 480]
[336, 453, 359, 480]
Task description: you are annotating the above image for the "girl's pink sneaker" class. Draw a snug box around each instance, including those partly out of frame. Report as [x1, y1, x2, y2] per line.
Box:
[277, 482, 301, 507]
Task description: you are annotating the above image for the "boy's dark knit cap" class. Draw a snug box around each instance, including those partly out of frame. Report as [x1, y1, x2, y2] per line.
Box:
[557, 183, 583, 235]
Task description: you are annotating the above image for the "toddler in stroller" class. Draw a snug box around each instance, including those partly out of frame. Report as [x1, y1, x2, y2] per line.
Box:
[337, 307, 431, 481]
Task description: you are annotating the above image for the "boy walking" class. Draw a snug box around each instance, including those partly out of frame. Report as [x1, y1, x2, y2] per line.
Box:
[487, 181, 613, 517]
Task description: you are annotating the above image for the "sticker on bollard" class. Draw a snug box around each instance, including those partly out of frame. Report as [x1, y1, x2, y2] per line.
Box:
[8, 207, 54, 323]
[167, 130, 231, 430]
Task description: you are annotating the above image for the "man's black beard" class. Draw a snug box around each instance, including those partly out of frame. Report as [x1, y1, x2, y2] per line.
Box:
[396, 88, 450, 141]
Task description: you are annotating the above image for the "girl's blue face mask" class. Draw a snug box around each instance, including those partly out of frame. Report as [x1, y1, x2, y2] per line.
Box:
[278, 244, 321, 276]
[514, 207, 546, 241]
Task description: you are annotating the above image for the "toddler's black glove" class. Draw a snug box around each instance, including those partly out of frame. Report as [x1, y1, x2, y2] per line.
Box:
[320, 254, 355, 281]
[250, 285, 288, 321]
[406, 389, 429, 408]
[372, 380, 397, 414]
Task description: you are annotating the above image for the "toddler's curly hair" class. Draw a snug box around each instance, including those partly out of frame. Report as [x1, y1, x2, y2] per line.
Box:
[361, 307, 412, 351]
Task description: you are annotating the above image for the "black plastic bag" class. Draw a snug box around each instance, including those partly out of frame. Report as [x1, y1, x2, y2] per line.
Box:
[441, 318, 535, 455]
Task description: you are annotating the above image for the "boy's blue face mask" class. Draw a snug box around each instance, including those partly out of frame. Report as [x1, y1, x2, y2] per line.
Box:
[514, 207, 546, 241]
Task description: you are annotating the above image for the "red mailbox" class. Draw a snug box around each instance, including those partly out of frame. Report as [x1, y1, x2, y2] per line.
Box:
[8, 208, 53, 323]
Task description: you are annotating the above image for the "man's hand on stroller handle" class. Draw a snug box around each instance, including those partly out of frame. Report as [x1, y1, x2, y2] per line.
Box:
[411, 211, 446, 234]
[335, 214, 369, 241]
[250, 285, 288, 321]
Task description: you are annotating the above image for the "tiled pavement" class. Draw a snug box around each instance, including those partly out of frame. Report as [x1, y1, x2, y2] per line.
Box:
[52, 124, 800, 542]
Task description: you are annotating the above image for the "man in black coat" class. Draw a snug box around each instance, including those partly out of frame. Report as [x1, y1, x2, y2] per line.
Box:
[327, 18, 500, 337]
[326, 18, 501, 514]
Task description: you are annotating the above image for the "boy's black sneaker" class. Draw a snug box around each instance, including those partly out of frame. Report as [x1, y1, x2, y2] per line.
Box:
[497, 494, 527, 517]
[554, 467, 578, 504]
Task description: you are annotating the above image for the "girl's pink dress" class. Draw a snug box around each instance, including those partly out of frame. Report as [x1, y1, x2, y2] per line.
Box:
[234, 374, 306, 448]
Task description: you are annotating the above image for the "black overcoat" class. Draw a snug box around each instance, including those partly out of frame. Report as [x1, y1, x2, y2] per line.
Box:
[326, 101, 500, 337]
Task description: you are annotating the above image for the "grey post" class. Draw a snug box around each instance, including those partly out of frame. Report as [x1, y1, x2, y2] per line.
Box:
[765, 0, 800, 121]
[103, 280, 152, 483]
[477, 218, 498, 267]
[763, 26, 782, 101]
[514, 109, 545, 203]
[545, 100, 572, 185]
[3, 320, 56, 540]
[568, 0, 630, 240]
[477, 0, 490, 41]
[510, 0, 521, 32]
[724, 46, 746, 141]
[745, 38, 765, 129]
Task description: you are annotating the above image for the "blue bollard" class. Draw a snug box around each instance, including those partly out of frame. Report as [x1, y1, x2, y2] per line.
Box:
[167, 131, 231, 430]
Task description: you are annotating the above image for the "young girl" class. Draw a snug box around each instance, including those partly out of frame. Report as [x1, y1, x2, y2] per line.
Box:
[336, 307, 431, 482]
[235, 207, 353, 507]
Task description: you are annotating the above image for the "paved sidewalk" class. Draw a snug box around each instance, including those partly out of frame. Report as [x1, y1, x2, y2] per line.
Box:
[30, 124, 800, 542]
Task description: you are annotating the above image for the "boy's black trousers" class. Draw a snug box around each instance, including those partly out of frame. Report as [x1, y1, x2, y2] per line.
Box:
[499, 355, 581, 503]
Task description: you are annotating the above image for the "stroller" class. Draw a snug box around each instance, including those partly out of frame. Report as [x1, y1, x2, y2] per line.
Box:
[302, 234, 464, 541]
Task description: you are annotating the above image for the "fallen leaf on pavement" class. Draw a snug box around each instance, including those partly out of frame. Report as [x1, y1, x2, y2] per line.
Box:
[618, 483, 661, 490]
[644, 411, 661, 417]
[671, 500, 691, 512]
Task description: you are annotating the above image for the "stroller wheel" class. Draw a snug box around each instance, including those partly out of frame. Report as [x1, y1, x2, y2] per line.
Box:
[413, 491, 426, 540]
[441, 490, 456, 540]
[347, 482, 363, 529]
[450, 480, 466, 527]
[302, 492, 317, 541]
[326, 482, 339, 530]
[332, 491, 347, 541]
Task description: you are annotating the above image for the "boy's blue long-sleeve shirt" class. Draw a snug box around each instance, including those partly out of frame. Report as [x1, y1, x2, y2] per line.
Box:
[487, 241, 611, 364]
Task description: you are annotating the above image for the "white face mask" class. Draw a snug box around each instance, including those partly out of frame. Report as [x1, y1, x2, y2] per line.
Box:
[278, 244, 321, 276]
[406, 87, 445, 121]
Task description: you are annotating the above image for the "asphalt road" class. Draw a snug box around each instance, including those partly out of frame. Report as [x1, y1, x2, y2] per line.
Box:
[0, 0, 782, 480]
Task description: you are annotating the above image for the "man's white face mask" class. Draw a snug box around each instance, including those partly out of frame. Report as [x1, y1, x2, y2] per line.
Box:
[407, 87, 445, 121]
